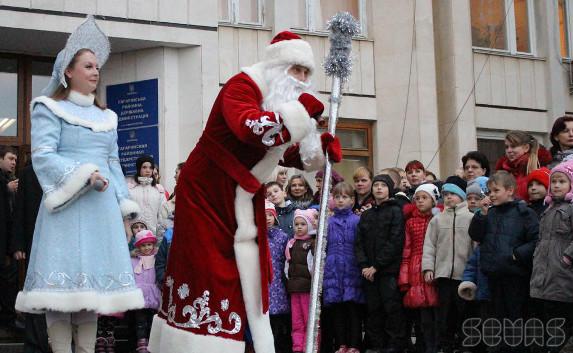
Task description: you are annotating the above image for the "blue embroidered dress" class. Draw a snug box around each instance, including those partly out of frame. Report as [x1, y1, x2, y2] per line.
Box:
[15, 91, 145, 314]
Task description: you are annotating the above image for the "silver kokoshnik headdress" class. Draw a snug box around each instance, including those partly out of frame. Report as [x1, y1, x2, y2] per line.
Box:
[42, 15, 111, 96]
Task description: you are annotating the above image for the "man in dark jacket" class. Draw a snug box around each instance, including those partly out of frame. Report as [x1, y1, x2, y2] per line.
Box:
[355, 174, 406, 353]
[0, 146, 18, 331]
[469, 171, 538, 352]
[10, 163, 50, 353]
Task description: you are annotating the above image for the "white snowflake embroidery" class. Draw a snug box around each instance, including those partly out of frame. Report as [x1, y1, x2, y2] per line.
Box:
[221, 299, 229, 311]
[162, 279, 241, 335]
[178, 283, 190, 299]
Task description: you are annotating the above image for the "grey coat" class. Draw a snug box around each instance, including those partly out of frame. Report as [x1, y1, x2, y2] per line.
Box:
[530, 200, 573, 302]
[422, 202, 474, 281]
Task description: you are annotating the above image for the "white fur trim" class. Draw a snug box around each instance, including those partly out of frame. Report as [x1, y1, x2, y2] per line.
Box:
[264, 39, 315, 73]
[67, 90, 95, 107]
[119, 198, 141, 219]
[149, 315, 245, 353]
[241, 62, 268, 98]
[457, 281, 477, 301]
[234, 186, 275, 353]
[277, 100, 312, 143]
[300, 132, 326, 172]
[43, 163, 99, 213]
[32, 96, 117, 132]
[15, 288, 145, 315]
[302, 149, 325, 171]
[231, 147, 287, 353]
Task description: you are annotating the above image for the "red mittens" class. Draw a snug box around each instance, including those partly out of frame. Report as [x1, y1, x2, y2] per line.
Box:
[298, 93, 324, 119]
[321, 132, 342, 163]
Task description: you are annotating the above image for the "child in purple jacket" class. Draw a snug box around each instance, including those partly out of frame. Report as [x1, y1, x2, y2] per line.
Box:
[265, 200, 291, 353]
[131, 230, 161, 353]
[323, 182, 365, 353]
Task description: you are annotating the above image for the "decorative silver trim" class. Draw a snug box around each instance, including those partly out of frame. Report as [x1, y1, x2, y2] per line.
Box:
[162, 276, 241, 335]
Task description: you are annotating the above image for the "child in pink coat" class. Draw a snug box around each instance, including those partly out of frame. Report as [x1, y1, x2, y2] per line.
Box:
[131, 230, 161, 353]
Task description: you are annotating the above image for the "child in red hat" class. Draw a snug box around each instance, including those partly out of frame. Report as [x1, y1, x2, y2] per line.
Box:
[526, 167, 550, 218]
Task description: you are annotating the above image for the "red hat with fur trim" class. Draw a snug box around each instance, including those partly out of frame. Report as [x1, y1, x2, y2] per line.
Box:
[265, 31, 315, 73]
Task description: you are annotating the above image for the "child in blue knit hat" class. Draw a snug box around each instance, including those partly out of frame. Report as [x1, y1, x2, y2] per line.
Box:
[466, 176, 489, 213]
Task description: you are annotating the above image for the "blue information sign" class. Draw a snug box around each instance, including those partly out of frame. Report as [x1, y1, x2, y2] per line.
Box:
[107, 79, 159, 129]
[107, 79, 160, 175]
[117, 126, 159, 176]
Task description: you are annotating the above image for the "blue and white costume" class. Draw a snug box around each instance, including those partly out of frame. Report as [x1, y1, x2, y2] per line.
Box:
[15, 91, 145, 314]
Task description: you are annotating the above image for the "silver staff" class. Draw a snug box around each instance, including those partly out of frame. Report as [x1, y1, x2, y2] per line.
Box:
[305, 12, 360, 353]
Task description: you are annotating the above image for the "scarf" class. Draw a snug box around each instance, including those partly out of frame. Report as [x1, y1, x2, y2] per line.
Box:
[137, 177, 153, 185]
[134, 253, 156, 274]
[285, 233, 312, 261]
[500, 153, 530, 176]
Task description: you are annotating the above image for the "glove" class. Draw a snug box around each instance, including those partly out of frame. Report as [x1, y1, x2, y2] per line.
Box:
[320, 132, 342, 163]
[298, 93, 324, 119]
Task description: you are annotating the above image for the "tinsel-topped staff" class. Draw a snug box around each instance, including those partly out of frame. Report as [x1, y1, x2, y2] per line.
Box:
[305, 12, 360, 353]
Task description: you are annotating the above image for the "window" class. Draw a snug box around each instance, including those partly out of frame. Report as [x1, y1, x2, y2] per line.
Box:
[293, 0, 367, 36]
[559, 0, 573, 58]
[0, 58, 18, 138]
[477, 138, 505, 173]
[0, 54, 54, 149]
[218, 0, 262, 25]
[470, 0, 536, 55]
[319, 119, 373, 182]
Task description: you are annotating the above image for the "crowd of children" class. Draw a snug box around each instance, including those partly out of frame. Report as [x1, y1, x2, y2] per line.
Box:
[261, 130, 573, 353]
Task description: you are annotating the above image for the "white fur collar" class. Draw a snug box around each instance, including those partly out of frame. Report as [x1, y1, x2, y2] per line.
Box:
[31, 96, 117, 132]
[241, 62, 268, 98]
[67, 90, 95, 107]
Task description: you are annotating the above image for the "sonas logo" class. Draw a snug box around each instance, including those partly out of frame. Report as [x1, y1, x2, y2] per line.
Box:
[462, 318, 566, 348]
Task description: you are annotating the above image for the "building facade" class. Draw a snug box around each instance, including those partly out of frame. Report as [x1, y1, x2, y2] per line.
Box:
[0, 0, 572, 190]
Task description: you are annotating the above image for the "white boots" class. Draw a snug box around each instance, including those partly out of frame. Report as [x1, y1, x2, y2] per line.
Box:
[47, 320, 97, 353]
[74, 321, 97, 353]
[47, 320, 73, 353]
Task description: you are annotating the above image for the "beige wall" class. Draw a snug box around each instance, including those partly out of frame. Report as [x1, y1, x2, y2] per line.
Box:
[1, 0, 218, 27]
[370, 0, 441, 175]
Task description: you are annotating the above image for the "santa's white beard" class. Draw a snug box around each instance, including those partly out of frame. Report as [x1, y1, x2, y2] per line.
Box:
[262, 65, 323, 168]
[262, 65, 313, 111]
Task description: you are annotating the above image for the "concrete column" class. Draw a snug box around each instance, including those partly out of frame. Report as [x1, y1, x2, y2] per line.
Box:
[432, 0, 477, 177]
[535, 0, 568, 134]
[371, 0, 441, 174]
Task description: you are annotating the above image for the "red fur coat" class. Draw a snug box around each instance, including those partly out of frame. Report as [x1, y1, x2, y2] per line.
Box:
[149, 63, 324, 353]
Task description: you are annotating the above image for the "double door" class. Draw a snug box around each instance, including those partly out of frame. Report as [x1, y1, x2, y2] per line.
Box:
[0, 54, 53, 172]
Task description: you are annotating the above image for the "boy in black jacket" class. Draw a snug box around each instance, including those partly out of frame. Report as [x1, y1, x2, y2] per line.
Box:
[469, 171, 538, 352]
[355, 174, 407, 353]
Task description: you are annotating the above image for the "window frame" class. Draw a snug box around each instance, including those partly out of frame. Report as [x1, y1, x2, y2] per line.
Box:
[560, 0, 573, 59]
[292, 0, 368, 38]
[219, 0, 264, 26]
[319, 118, 373, 171]
[0, 54, 54, 147]
[471, 0, 537, 56]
